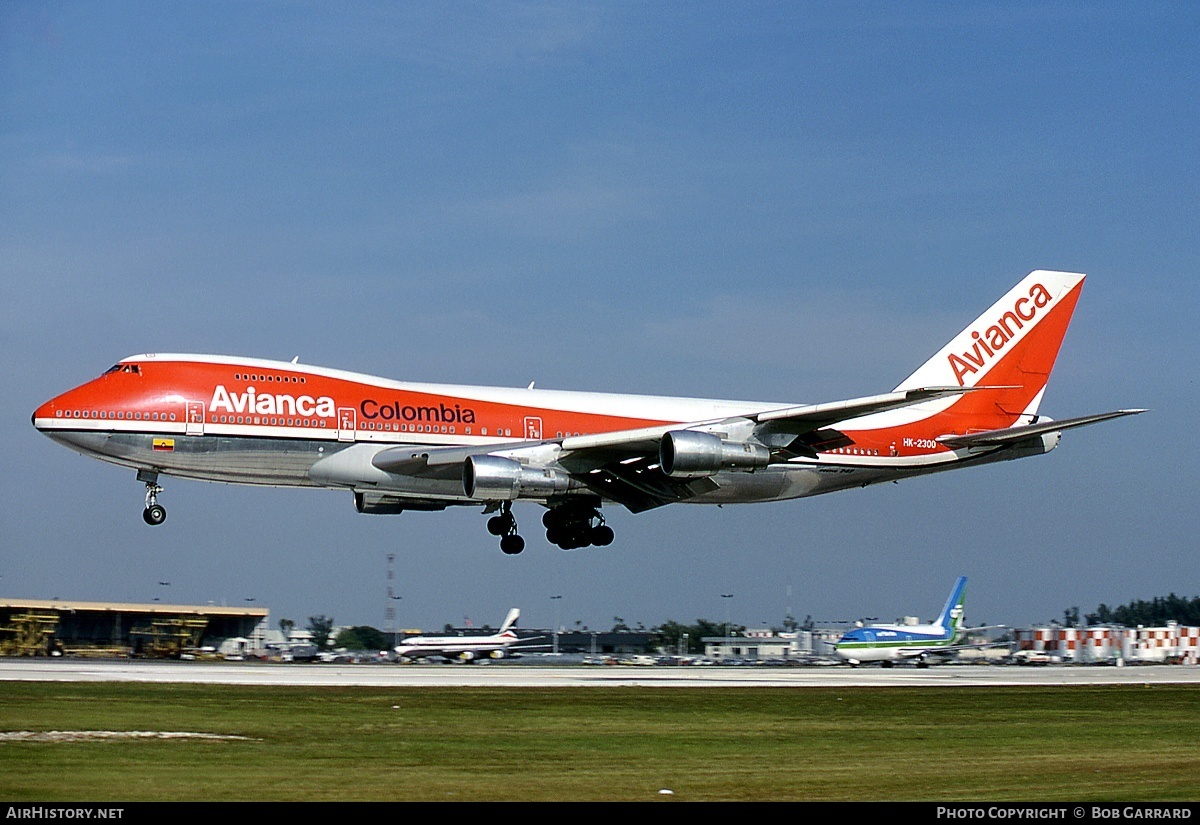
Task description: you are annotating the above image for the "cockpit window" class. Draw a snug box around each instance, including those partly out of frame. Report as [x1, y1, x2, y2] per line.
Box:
[104, 364, 141, 375]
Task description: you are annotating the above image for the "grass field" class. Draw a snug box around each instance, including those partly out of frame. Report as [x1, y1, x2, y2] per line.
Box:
[2, 682, 1199, 801]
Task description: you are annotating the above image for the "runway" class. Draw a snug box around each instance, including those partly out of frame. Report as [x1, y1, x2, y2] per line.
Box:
[3, 658, 1200, 688]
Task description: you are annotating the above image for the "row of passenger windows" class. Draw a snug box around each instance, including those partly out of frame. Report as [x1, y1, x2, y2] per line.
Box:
[234, 373, 306, 383]
[57, 410, 175, 421]
[362, 421, 462, 434]
[214, 415, 327, 427]
[58, 407, 578, 440]
[829, 447, 880, 456]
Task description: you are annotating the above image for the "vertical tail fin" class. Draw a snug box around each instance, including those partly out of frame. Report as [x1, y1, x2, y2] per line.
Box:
[499, 608, 520, 633]
[894, 271, 1086, 429]
[935, 577, 968, 635]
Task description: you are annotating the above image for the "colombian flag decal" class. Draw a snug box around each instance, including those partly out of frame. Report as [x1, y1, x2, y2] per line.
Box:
[152, 438, 175, 452]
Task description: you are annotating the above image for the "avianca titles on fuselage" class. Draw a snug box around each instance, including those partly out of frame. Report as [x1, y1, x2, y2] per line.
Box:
[33, 270, 1142, 555]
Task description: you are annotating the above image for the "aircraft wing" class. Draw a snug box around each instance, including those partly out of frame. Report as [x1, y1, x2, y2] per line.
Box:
[747, 386, 987, 434]
[372, 441, 548, 478]
[370, 386, 986, 512]
[935, 409, 1146, 449]
[898, 638, 1010, 659]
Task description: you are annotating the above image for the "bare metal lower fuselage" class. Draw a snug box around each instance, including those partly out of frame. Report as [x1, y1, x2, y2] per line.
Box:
[45, 427, 1052, 510]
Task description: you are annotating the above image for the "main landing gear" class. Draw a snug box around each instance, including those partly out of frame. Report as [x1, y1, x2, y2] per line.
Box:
[542, 500, 613, 550]
[138, 470, 166, 526]
[482, 499, 617, 554]
[486, 502, 525, 555]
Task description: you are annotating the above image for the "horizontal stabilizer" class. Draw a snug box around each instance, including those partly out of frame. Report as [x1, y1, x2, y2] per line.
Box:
[936, 409, 1146, 449]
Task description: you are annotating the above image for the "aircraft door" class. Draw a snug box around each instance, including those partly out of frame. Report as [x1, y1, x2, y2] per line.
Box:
[186, 401, 205, 436]
[337, 407, 357, 442]
[524, 416, 543, 440]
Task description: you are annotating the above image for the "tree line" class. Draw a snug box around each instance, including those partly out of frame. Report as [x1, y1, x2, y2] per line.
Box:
[1080, 594, 1200, 627]
[282, 614, 792, 654]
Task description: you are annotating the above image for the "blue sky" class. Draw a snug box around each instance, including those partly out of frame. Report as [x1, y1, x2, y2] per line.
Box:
[2, 2, 1196, 635]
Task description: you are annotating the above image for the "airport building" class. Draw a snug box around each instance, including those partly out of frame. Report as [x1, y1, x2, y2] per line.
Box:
[526, 629, 654, 655]
[702, 628, 843, 661]
[0, 598, 269, 657]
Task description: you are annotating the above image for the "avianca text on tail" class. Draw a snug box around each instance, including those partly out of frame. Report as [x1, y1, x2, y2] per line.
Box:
[946, 280, 1054, 386]
[33, 270, 1143, 555]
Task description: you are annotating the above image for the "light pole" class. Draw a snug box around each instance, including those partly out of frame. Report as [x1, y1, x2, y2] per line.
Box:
[389, 595, 402, 649]
[550, 595, 562, 654]
[721, 593, 734, 658]
[385, 553, 399, 649]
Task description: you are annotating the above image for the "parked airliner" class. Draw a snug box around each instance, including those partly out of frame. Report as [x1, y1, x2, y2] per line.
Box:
[393, 608, 533, 662]
[834, 577, 1000, 667]
[33, 270, 1141, 553]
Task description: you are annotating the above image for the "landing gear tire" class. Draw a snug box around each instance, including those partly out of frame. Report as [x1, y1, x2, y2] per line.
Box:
[143, 504, 167, 526]
[543, 500, 612, 550]
[488, 503, 524, 554]
[141, 474, 166, 526]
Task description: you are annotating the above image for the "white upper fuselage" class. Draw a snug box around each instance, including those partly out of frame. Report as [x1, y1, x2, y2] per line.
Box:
[393, 631, 519, 659]
[834, 623, 956, 662]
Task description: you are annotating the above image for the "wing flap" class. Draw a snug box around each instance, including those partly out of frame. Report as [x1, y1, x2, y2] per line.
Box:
[576, 459, 719, 512]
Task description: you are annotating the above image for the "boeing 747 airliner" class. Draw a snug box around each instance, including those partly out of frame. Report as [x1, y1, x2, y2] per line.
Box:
[33, 270, 1142, 553]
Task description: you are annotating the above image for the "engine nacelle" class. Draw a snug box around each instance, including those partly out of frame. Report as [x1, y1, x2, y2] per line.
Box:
[463, 455, 578, 501]
[659, 430, 770, 479]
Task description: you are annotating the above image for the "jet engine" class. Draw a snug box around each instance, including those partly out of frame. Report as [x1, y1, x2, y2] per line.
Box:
[659, 430, 770, 478]
[463, 455, 578, 501]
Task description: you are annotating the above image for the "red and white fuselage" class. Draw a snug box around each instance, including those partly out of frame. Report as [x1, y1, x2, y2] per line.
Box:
[32, 271, 1141, 549]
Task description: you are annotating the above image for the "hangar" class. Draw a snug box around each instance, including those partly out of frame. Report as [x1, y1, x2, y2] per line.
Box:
[0, 598, 269, 657]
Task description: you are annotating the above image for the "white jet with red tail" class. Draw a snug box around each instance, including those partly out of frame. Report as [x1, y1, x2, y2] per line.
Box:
[393, 608, 532, 662]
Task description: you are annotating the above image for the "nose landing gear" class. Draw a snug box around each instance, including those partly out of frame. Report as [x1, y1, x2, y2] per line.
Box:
[138, 470, 166, 526]
[485, 502, 525, 555]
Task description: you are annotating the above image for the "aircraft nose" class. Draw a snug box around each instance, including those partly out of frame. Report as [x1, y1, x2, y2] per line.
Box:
[32, 397, 60, 431]
[32, 383, 93, 434]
